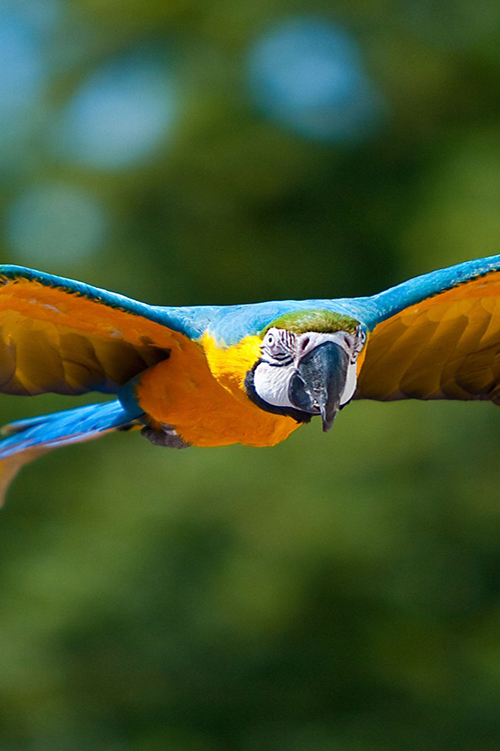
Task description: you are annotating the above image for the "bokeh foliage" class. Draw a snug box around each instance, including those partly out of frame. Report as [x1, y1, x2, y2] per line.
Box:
[2, 1, 500, 749]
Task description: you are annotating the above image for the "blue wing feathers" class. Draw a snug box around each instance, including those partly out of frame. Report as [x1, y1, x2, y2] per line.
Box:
[1, 255, 500, 503]
[0, 264, 216, 341]
[0, 399, 142, 504]
[365, 254, 500, 328]
[160, 253, 500, 340]
[0, 263, 370, 344]
[3, 256, 500, 347]
[0, 400, 137, 449]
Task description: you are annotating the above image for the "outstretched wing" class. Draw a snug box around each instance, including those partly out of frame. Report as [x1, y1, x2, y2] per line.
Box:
[0, 266, 201, 396]
[356, 254, 500, 402]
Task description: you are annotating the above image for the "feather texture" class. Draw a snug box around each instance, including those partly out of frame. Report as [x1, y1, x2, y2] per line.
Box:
[0, 400, 141, 504]
[357, 269, 500, 401]
[0, 267, 202, 395]
[2, 255, 500, 503]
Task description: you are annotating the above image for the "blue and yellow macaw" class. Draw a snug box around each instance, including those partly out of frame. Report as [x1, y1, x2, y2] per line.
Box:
[0, 254, 499, 502]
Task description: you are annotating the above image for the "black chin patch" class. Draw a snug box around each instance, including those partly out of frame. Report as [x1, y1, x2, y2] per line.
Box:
[244, 364, 312, 424]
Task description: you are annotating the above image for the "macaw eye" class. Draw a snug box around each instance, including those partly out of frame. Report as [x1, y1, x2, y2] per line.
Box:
[261, 328, 296, 364]
[356, 325, 366, 343]
[355, 325, 367, 349]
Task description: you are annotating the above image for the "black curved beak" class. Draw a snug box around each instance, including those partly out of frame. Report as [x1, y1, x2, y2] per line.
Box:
[289, 342, 350, 432]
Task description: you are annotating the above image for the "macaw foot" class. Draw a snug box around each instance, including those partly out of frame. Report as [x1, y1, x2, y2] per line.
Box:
[141, 425, 191, 449]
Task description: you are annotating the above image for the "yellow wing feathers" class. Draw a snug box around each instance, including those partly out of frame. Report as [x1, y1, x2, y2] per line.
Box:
[0, 278, 179, 395]
[357, 272, 500, 401]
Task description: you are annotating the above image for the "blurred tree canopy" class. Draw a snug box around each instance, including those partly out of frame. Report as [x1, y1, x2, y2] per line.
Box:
[2, 1, 500, 749]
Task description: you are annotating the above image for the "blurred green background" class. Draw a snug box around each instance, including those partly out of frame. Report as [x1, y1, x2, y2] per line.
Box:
[2, 1, 500, 749]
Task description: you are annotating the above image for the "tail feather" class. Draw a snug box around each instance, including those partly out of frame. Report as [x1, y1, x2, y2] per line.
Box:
[0, 400, 142, 506]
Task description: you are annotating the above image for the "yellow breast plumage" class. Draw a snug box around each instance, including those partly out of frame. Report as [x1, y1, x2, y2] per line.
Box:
[135, 334, 299, 448]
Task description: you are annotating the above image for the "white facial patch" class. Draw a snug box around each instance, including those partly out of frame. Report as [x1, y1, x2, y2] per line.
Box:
[253, 360, 296, 409]
[340, 359, 358, 405]
[252, 328, 363, 410]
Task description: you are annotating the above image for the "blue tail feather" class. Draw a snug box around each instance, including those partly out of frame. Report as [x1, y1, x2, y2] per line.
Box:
[0, 400, 142, 505]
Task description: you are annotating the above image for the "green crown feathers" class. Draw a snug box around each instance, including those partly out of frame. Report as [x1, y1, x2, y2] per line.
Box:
[262, 309, 360, 337]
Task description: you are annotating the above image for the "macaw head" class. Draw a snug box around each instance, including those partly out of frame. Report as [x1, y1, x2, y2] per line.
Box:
[245, 310, 367, 431]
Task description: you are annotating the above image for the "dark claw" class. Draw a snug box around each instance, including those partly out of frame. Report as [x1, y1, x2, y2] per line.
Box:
[141, 426, 191, 449]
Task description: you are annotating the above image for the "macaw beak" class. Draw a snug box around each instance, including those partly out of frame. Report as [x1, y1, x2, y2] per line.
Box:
[289, 341, 350, 432]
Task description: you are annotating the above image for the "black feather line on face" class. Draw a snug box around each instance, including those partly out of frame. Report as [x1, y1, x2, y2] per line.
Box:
[244, 362, 312, 424]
